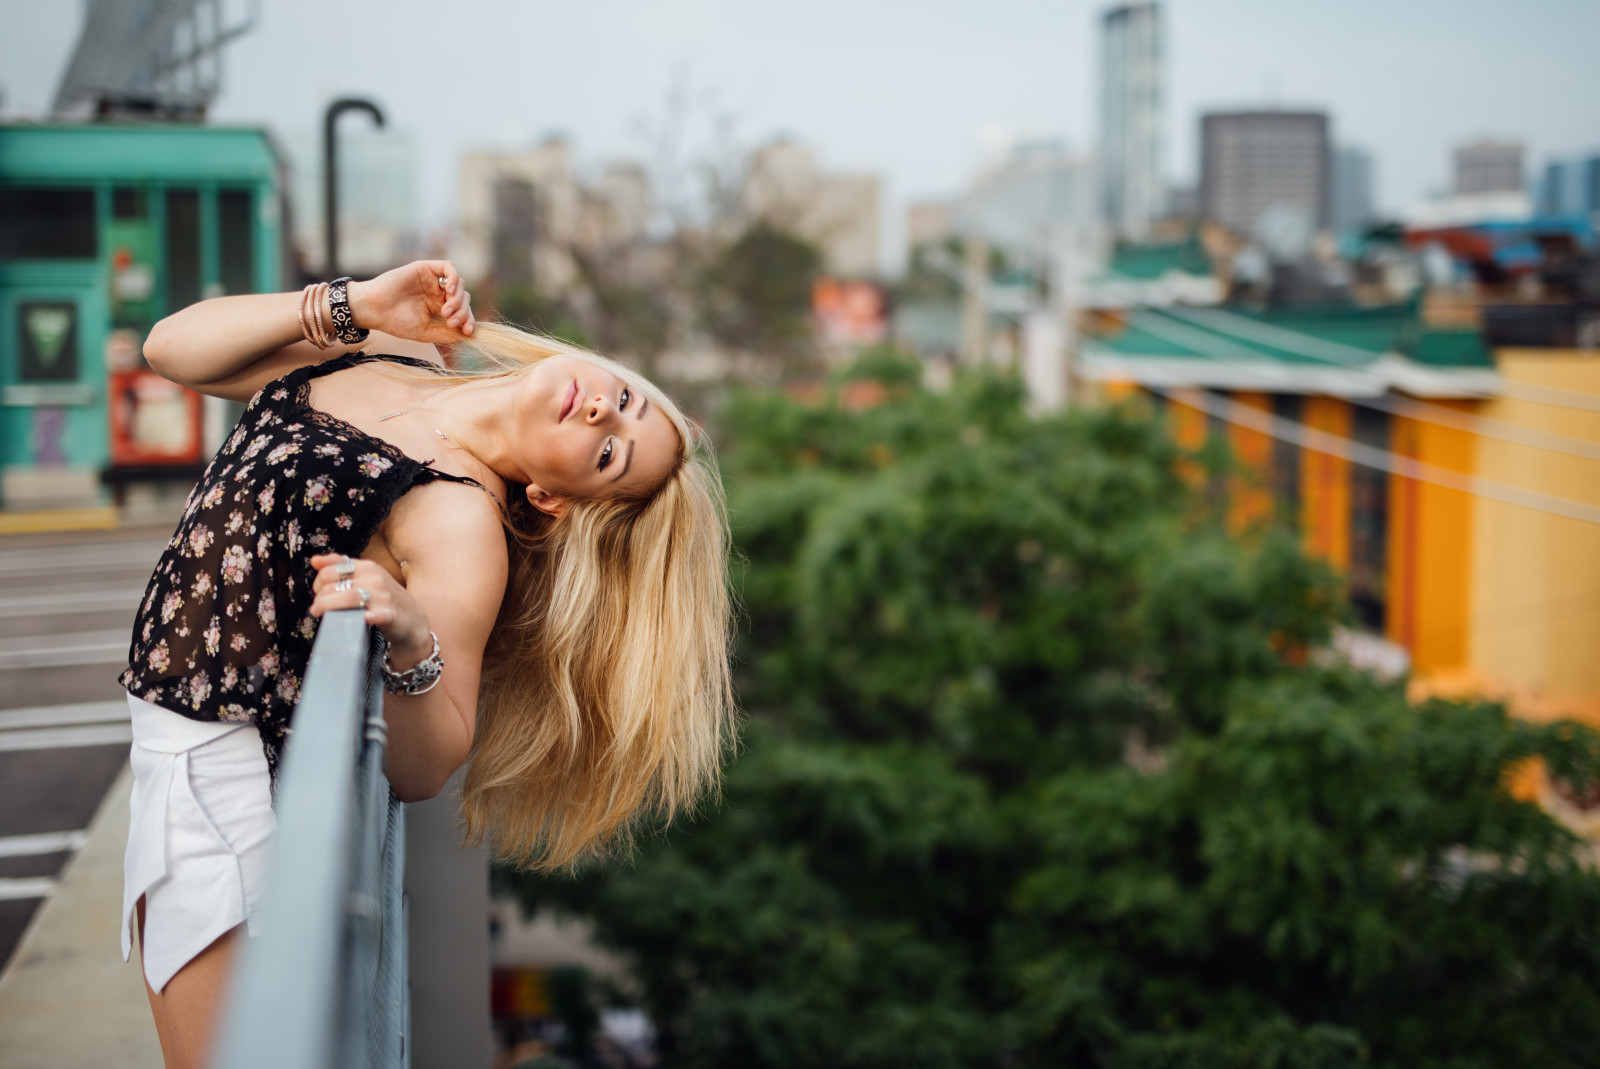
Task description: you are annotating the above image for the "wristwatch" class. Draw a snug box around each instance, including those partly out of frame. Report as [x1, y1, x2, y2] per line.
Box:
[327, 277, 370, 346]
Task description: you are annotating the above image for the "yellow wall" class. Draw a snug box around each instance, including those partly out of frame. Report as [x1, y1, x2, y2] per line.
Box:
[1386, 401, 1477, 672]
[1460, 350, 1600, 725]
[1299, 397, 1351, 569]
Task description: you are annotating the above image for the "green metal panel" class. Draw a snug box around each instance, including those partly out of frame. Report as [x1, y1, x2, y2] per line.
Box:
[0, 261, 110, 472]
[0, 124, 281, 185]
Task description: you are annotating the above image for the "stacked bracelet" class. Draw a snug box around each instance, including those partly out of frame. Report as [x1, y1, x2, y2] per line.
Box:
[297, 278, 368, 349]
[382, 630, 444, 695]
[299, 282, 334, 349]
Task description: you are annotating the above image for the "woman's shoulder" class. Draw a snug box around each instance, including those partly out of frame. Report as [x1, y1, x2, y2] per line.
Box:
[385, 477, 510, 572]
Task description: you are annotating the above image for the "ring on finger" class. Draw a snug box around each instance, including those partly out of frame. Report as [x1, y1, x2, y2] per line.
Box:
[356, 586, 371, 609]
[335, 557, 356, 579]
[334, 578, 353, 593]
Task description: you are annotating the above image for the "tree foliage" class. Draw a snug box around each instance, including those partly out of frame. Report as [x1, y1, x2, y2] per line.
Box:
[498, 359, 1600, 1068]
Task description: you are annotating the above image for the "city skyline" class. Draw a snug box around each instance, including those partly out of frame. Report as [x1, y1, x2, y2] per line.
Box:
[3, 0, 1597, 272]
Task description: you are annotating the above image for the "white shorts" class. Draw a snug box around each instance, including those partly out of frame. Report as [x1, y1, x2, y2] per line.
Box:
[121, 693, 277, 993]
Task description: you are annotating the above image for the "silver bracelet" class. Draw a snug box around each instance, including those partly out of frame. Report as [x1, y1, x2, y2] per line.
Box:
[382, 631, 443, 695]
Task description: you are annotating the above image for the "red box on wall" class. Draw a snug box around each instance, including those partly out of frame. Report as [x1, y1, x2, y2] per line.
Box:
[109, 369, 203, 466]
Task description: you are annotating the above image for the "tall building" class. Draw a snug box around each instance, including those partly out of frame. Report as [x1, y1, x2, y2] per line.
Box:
[1537, 150, 1600, 219]
[956, 138, 1098, 254]
[1452, 140, 1524, 196]
[1331, 145, 1376, 234]
[1200, 110, 1330, 250]
[742, 140, 881, 277]
[1098, 2, 1165, 238]
[455, 138, 653, 293]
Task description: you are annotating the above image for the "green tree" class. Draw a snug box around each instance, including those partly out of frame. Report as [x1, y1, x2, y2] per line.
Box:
[499, 361, 1600, 1068]
[696, 221, 822, 377]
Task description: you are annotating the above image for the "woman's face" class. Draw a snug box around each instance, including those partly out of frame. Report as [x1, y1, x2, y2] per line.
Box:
[513, 355, 679, 515]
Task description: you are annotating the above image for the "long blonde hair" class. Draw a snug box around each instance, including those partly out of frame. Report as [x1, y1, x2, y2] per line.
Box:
[441, 323, 736, 871]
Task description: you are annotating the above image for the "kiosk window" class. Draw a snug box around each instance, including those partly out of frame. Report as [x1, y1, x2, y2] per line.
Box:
[18, 303, 80, 382]
[0, 188, 98, 260]
[113, 187, 148, 219]
[165, 189, 201, 311]
[218, 189, 254, 296]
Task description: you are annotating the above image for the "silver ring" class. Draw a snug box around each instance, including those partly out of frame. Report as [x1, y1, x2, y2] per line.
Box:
[335, 557, 356, 579]
[334, 578, 353, 593]
[356, 586, 371, 609]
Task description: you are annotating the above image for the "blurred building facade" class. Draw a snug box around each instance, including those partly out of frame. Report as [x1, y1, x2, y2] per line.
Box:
[1098, 1, 1165, 238]
[1538, 149, 1600, 223]
[1081, 292, 1600, 729]
[1200, 110, 1330, 252]
[454, 137, 654, 297]
[1453, 139, 1525, 197]
[1330, 145, 1376, 236]
[0, 124, 285, 512]
[283, 127, 420, 277]
[742, 140, 881, 278]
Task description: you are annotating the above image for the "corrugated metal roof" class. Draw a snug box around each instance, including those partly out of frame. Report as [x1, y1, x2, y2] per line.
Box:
[1081, 304, 1500, 397]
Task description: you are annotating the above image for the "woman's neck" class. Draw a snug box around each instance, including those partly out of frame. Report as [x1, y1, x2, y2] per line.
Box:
[414, 376, 523, 489]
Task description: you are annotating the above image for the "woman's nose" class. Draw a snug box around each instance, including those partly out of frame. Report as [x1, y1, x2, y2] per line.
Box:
[585, 393, 613, 423]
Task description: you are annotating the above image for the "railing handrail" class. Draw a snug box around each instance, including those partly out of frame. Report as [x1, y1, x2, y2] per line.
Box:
[214, 608, 405, 1069]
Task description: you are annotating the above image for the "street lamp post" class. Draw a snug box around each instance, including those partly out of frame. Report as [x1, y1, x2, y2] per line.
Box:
[322, 98, 385, 277]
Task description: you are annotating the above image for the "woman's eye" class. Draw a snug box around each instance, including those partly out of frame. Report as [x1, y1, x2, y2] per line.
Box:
[619, 387, 631, 412]
[598, 440, 614, 471]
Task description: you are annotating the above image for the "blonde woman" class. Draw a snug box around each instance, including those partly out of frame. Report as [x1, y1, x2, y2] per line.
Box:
[118, 260, 735, 1069]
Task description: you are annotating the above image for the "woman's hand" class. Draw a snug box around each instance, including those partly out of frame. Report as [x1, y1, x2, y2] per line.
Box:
[346, 260, 476, 345]
[308, 553, 434, 668]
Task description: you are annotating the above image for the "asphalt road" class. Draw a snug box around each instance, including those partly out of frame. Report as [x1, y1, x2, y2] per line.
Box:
[0, 525, 171, 973]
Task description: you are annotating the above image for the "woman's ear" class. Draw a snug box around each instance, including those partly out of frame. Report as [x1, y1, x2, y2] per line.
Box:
[525, 483, 566, 518]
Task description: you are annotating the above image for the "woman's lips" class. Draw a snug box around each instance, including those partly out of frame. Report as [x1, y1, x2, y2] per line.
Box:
[559, 378, 580, 423]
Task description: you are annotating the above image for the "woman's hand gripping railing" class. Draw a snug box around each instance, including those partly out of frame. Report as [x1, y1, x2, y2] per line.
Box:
[212, 610, 409, 1069]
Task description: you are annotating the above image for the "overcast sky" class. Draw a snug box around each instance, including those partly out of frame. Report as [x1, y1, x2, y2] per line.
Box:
[4, 0, 1598, 267]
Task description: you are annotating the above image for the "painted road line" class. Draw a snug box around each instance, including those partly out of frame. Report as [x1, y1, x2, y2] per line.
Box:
[0, 831, 90, 859]
[0, 700, 130, 732]
[0, 878, 56, 901]
[0, 547, 165, 579]
[0, 589, 143, 618]
[0, 723, 133, 753]
[0, 629, 130, 670]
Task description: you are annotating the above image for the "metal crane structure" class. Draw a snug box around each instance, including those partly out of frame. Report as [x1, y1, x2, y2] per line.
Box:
[52, 0, 259, 121]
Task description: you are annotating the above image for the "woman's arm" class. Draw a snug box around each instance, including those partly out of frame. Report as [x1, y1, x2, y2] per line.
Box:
[143, 260, 477, 403]
[308, 488, 507, 801]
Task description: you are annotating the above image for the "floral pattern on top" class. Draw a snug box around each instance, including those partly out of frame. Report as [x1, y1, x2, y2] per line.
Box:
[119, 351, 487, 787]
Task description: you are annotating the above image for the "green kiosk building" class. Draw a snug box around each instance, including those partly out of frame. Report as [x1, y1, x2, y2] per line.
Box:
[0, 123, 287, 514]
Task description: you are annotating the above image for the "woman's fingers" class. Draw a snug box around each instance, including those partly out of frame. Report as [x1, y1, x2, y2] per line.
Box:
[306, 554, 413, 634]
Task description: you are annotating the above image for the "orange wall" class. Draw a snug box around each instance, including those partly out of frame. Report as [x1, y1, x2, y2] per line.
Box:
[1464, 350, 1600, 725]
[1226, 391, 1276, 534]
[1386, 402, 1477, 672]
[1299, 397, 1351, 569]
[1167, 387, 1211, 489]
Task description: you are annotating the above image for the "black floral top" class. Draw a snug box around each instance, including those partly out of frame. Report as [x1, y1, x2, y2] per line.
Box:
[120, 350, 488, 782]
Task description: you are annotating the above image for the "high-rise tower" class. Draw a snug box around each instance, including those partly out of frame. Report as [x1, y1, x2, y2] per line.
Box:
[1098, 2, 1165, 238]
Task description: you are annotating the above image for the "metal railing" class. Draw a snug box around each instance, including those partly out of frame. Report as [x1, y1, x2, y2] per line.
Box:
[214, 609, 409, 1069]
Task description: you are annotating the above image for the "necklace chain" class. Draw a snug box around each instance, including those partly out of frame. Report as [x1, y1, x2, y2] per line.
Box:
[377, 408, 506, 514]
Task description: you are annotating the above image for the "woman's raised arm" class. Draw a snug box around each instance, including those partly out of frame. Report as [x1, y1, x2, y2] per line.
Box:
[142, 260, 477, 403]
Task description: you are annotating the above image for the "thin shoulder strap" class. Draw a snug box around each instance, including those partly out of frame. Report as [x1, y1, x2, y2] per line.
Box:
[304, 350, 445, 380]
[417, 463, 508, 516]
